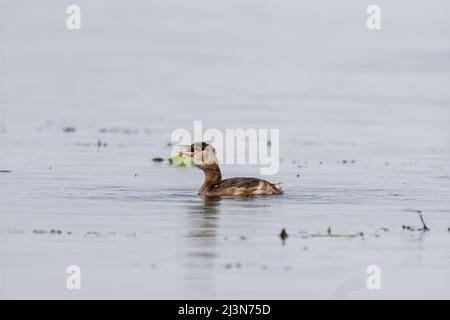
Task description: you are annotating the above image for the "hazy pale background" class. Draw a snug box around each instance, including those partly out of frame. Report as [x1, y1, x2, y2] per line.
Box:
[1, 0, 449, 299]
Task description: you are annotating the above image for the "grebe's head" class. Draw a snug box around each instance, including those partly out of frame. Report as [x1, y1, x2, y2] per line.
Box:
[179, 142, 218, 170]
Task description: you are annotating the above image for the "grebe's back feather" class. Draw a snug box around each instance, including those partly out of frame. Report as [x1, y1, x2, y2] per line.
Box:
[205, 177, 283, 196]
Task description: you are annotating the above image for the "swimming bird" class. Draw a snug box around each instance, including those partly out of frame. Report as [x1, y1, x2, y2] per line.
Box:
[179, 142, 283, 197]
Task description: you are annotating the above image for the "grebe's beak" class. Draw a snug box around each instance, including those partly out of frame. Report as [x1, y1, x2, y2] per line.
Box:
[178, 145, 193, 157]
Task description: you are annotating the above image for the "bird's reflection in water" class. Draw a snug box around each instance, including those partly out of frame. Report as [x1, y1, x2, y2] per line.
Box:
[184, 196, 221, 287]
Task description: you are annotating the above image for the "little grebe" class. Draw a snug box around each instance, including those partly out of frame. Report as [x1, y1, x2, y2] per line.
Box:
[180, 142, 283, 197]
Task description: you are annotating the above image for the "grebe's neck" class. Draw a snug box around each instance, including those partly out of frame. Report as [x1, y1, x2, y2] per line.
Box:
[200, 164, 222, 192]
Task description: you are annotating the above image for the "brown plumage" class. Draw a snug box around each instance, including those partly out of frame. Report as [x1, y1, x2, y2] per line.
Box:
[180, 142, 283, 197]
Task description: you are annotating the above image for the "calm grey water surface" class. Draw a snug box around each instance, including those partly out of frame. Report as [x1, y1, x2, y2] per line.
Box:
[1, 0, 450, 298]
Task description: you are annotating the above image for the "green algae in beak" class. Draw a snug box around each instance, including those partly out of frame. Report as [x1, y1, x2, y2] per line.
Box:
[169, 154, 192, 167]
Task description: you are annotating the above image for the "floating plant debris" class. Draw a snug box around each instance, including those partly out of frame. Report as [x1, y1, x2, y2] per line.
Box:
[403, 209, 430, 232]
[309, 227, 364, 239]
[418, 211, 430, 231]
[152, 157, 164, 162]
[85, 231, 101, 238]
[33, 229, 64, 235]
[99, 127, 138, 134]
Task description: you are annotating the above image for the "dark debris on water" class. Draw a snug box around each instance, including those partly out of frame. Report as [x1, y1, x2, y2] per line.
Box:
[33, 229, 68, 235]
[97, 139, 107, 148]
[63, 127, 76, 133]
[279, 228, 288, 241]
[402, 209, 430, 232]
